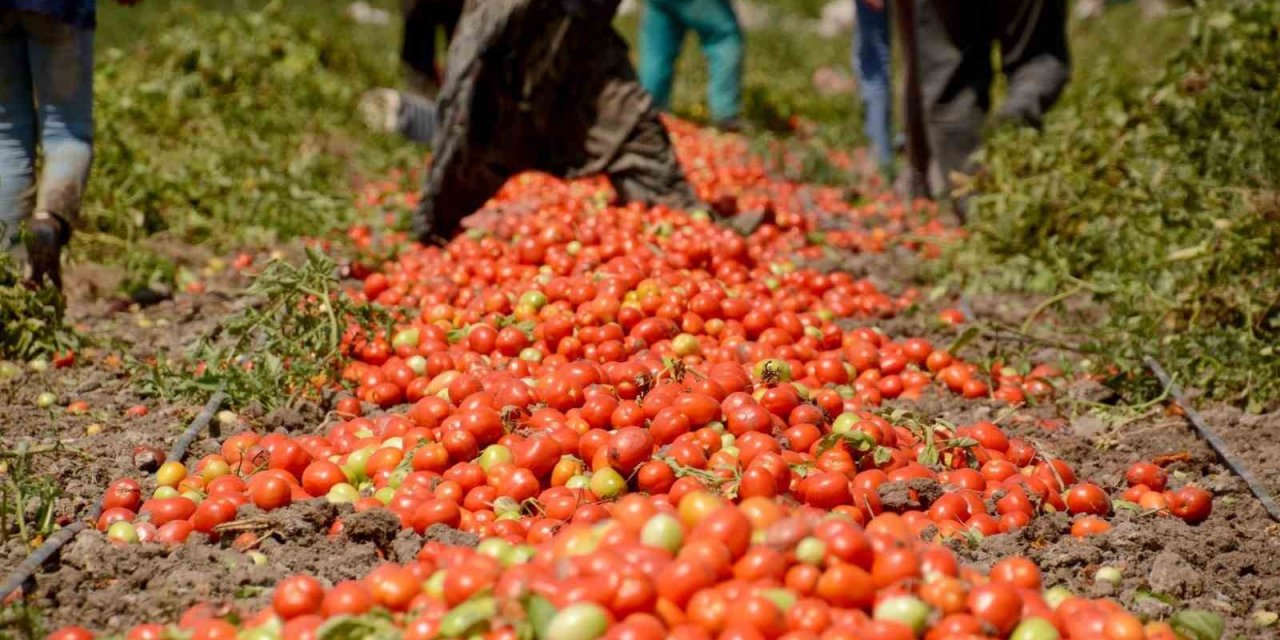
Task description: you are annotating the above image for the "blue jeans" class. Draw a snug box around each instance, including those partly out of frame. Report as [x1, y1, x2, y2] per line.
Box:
[639, 0, 744, 124]
[0, 11, 93, 248]
[853, 0, 893, 174]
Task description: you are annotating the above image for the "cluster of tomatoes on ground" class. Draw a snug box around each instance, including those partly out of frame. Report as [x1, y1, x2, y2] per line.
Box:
[66, 122, 1210, 638]
[66, 494, 1197, 640]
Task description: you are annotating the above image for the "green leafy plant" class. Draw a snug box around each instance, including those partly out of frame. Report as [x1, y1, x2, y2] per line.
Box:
[136, 249, 391, 411]
[81, 0, 419, 293]
[0, 255, 79, 361]
[0, 601, 47, 640]
[949, 0, 1280, 408]
[0, 441, 64, 545]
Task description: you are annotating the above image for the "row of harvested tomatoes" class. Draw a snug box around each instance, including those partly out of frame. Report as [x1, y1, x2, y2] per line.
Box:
[69, 121, 1204, 639]
[59, 492, 1189, 640]
[93, 349, 1210, 555]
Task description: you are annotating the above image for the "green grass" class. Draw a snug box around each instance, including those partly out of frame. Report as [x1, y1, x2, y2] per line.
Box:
[949, 0, 1280, 409]
[82, 0, 418, 287]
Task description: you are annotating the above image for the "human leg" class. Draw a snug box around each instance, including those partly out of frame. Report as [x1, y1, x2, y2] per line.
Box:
[401, 0, 442, 95]
[682, 0, 744, 124]
[25, 13, 93, 287]
[0, 12, 37, 250]
[853, 0, 894, 175]
[638, 0, 685, 114]
[995, 0, 1070, 128]
[914, 0, 991, 204]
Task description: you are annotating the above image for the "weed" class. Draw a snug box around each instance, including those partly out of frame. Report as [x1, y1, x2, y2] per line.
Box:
[0, 256, 79, 362]
[0, 442, 63, 546]
[0, 602, 46, 640]
[81, 0, 418, 294]
[948, 0, 1280, 409]
[135, 249, 391, 411]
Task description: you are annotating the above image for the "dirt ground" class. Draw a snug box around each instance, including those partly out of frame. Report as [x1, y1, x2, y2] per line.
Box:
[2, 223, 1278, 638]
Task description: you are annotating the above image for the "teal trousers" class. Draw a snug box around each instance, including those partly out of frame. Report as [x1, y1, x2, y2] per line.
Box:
[638, 0, 743, 124]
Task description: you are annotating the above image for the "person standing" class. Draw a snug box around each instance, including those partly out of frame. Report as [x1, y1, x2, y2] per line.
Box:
[852, 0, 894, 180]
[638, 0, 745, 131]
[1, 0, 140, 290]
[914, 0, 1070, 216]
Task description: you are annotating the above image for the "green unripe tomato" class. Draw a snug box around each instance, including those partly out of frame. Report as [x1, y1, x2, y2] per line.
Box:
[873, 596, 932, 634]
[795, 536, 826, 565]
[1010, 617, 1061, 640]
[478, 444, 513, 472]
[326, 483, 359, 504]
[752, 358, 792, 382]
[546, 602, 609, 640]
[391, 327, 421, 349]
[640, 513, 684, 552]
[107, 521, 139, 544]
[672, 333, 700, 357]
[589, 468, 627, 499]
[519, 290, 548, 309]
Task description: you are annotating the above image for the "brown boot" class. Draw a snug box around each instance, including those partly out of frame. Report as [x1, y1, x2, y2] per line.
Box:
[25, 211, 66, 291]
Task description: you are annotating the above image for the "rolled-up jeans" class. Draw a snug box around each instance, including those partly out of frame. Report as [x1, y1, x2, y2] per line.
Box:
[398, 91, 438, 145]
[0, 10, 94, 248]
[853, 0, 893, 175]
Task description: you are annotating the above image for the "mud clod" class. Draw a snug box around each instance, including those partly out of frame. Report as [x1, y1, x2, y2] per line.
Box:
[1148, 551, 1204, 599]
[423, 524, 480, 548]
[344, 508, 402, 550]
[879, 479, 943, 511]
[263, 407, 305, 431]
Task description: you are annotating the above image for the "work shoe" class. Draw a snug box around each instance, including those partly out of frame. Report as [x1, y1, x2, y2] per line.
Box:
[25, 212, 65, 290]
[359, 89, 438, 145]
[358, 88, 403, 134]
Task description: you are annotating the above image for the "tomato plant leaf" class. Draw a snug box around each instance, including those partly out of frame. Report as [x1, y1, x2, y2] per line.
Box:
[946, 327, 980, 355]
[873, 446, 893, 466]
[1171, 609, 1225, 640]
[1134, 590, 1180, 606]
[438, 596, 497, 637]
[918, 443, 939, 467]
[317, 613, 400, 640]
[815, 431, 876, 457]
[1112, 499, 1143, 512]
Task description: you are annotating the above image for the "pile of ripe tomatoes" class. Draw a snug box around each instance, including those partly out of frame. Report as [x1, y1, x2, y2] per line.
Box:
[68, 121, 1209, 639]
[64, 495, 1191, 640]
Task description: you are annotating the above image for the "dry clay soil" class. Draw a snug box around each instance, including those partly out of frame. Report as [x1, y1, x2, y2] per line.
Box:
[2, 238, 1278, 639]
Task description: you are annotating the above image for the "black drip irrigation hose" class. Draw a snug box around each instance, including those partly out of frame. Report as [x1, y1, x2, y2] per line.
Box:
[0, 387, 228, 602]
[167, 388, 229, 465]
[1143, 357, 1280, 522]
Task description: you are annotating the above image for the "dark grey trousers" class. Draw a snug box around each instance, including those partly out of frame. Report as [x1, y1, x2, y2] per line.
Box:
[915, 0, 1070, 196]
